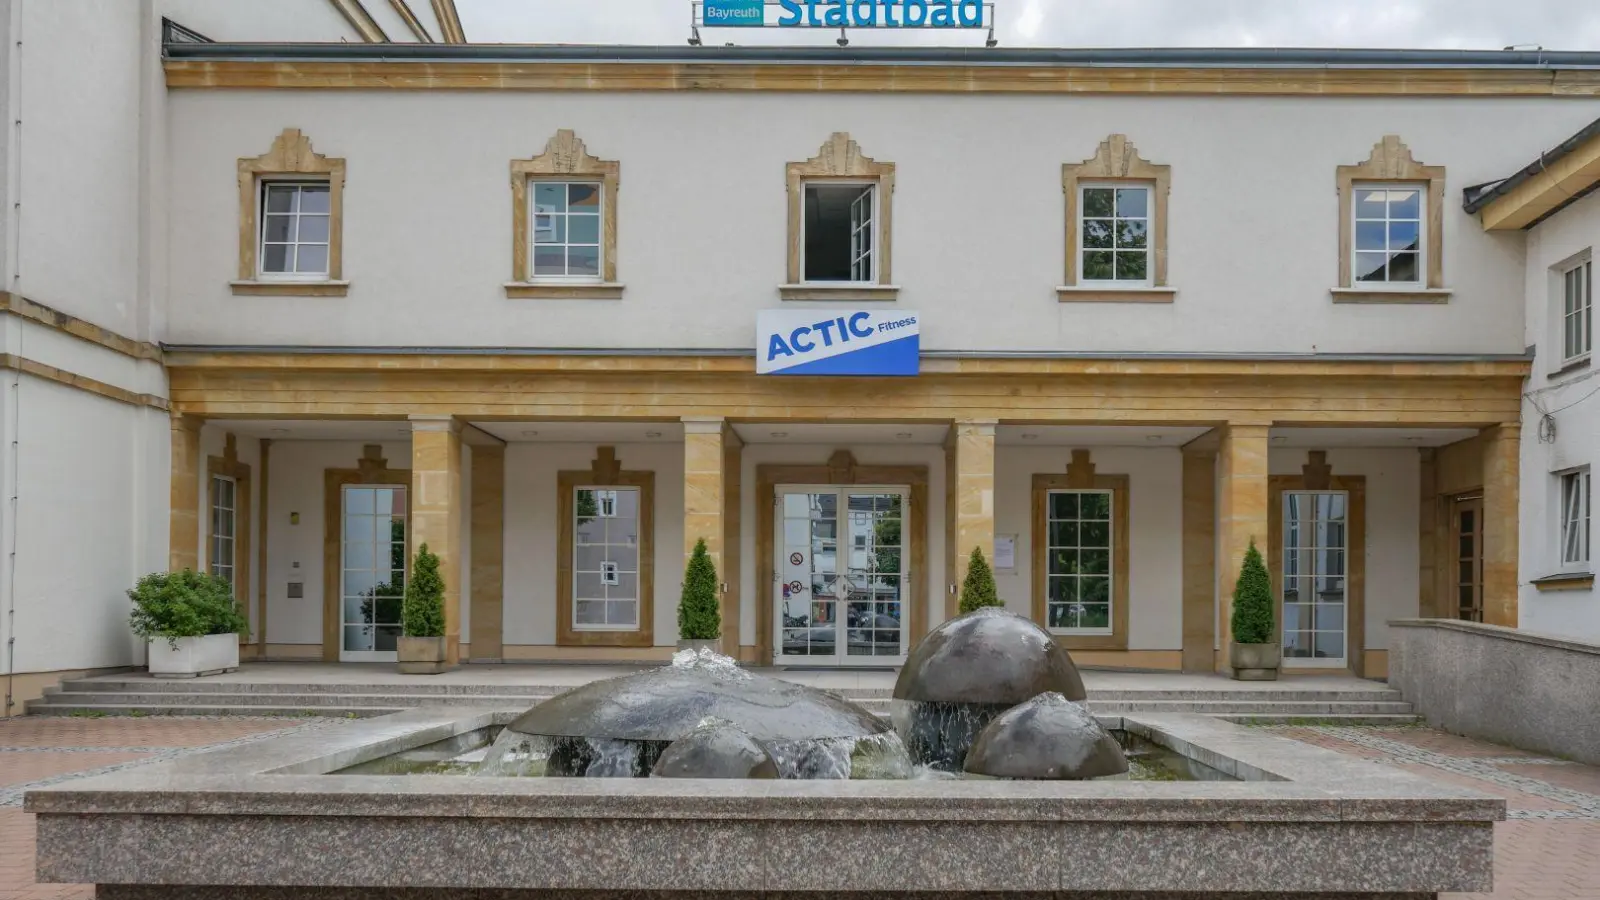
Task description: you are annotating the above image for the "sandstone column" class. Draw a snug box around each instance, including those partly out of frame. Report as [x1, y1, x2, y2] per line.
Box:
[468, 440, 505, 661]
[169, 414, 203, 572]
[1181, 443, 1217, 672]
[682, 417, 740, 651]
[948, 420, 997, 612]
[1217, 422, 1271, 672]
[1481, 423, 1521, 628]
[409, 415, 464, 665]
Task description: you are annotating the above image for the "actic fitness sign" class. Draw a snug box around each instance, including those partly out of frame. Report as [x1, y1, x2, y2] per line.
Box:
[756, 310, 920, 376]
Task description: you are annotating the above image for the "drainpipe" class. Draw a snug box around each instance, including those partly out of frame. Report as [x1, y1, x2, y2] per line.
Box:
[1, 0, 21, 715]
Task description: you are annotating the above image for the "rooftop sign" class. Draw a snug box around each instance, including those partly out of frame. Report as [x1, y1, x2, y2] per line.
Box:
[757, 310, 920, 376]
[702, 0, 988, 30]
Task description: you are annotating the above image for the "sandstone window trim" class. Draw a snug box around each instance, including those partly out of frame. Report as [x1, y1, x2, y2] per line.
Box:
[234, 128, 348, 297]
[556, 447, 655, 647]
[1334, 135, 1448, 300]
[1030, 450, 1131, 652]
[783, 133, 899, 301]
[508, 130, 622, 300]
[1059, 134, 1172, 304]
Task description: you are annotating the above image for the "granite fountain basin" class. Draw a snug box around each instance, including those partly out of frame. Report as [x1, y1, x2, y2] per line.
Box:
[26, 707, 1503, 900]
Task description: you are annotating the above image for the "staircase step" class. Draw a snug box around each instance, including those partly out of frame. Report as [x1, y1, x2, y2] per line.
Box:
[24, 703, 407, 718]
[1088, 700, 1415, 715]
[1219, 713, 1423, 726]
[37, 691, 555, 709]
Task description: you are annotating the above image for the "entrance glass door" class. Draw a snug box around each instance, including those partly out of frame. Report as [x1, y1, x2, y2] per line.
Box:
[776, 486, 908, 666]
[1452, 497, 1484, 622]
[340, 485, 408, 662]
[1281, 491, 1348, 668]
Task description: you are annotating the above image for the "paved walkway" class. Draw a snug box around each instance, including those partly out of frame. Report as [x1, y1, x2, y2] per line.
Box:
[2, 716, 1595, 898]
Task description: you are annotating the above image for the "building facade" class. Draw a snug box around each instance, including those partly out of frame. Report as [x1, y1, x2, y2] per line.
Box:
[2, 0, 1597, 712]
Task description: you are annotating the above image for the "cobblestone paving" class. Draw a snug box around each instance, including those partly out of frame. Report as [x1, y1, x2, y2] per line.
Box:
[1270, 725, 1600, 899]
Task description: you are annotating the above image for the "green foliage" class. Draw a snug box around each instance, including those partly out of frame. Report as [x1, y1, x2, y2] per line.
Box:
[678, 537, 722, 641]
[127, 569, 250, 648]
[958, 547, 1001, 614]
[402, 543, 446, 638]
[1230, 539, 1275, 645]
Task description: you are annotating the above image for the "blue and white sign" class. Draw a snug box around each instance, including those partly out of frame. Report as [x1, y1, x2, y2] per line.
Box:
[702, 0, 987, 29]
[703, 0, 766, 26]
[757, 310, 920, 376]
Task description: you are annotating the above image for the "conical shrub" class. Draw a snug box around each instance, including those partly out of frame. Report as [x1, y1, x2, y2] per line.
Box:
[678, 537, 721, 641]
[402, 543, 446, 638]
[958, 547, 1001, 614]
[1230, 539, 1274, 645]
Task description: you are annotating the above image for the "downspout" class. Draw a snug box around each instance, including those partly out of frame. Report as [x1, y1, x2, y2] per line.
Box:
[1, 0, 22, 715]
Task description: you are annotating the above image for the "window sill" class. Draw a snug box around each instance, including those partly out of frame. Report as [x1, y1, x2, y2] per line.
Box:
[1531, 572, 1594, 592]
[1549, 356, 1591, 380]
[778, 284, 901, 302]
[1057, 286, 1177, 304]
[1329, 287, 1452, 304]
[504, 282, 625, 300]
[230, 280, 349, 297]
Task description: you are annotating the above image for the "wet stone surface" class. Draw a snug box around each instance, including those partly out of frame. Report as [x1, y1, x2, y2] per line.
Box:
[651, 722, 780, 779]
[963, 692, 1129, 780]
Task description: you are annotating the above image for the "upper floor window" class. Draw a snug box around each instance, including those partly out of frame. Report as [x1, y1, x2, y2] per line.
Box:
[1352, 184, 1424, 286]
[1563, 259, 1592, 364]
[783, 133, 897, 300]
[531, 181, 603, 280]
[1079, 183, 1151, 285]
[508, 130, 621, 299]
[1561, 468, 1591, 569]
[259, 182, 332, 279]
[804, 182, 876, 282]
[233, 128, 346, 296]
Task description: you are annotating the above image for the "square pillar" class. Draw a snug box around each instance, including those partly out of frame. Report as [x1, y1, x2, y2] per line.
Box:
[946, 420, 997, 616]
[1217, 423, 1270, 672]
[169, 414, 203, 572]
[410, 415, 464, 666]
[1181, 443, 1217, 673]
[468, 441, 505, 661]
[682, 417, 741, 652]
[1481, 423, 1521, 628]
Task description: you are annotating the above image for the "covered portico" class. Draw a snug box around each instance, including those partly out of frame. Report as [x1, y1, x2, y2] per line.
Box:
[164, 350, 1527, 677]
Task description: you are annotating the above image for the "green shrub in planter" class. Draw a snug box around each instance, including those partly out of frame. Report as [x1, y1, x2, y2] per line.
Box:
[958, 547, 1001, 614]
[402, 543, 446, 638]
[128, 569, 249, 650]
[1230, 539, 1274, 645]
[678, 537, 721, 642]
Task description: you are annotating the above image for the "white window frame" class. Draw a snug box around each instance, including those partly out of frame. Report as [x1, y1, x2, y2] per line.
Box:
[573, 485, 641, 632]
[1350, 181, 1426, 290]
[1044, 488, 1115, 637]
[801, 179, 877, 285]
[1077, 181, 1154, 289]
[256, 179, 332, 282]
[209, 474, 237, 586]
[528, 179, 605, 285]
[1560, 257, 1593, 366]
[1559, 468, 1591, 571]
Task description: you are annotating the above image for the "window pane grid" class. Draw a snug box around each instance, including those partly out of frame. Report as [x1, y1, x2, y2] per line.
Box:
[1282, 491, 1348, 662]
[531, 181, 603, 280]
[1353, 185, 1423, 285]
[259, 183, 331, 277]
[1564, 261, 1592, 362]
[1561, 470, 1591, 567]
[1045, 490, 1113, 633]
[340, 486, 408, 654]
[1080, 185, 1150, 284]
[849, 187, 875, 283]
[574, 486, 641, 630]
[209, 475, 236, 585]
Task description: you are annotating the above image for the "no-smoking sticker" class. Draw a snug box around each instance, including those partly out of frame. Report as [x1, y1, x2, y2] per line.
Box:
[789, 552, 804, 566]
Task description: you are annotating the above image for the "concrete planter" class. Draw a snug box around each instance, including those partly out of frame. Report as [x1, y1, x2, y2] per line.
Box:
[397, 636, 450, 675]
[1230, 642, 1281, 681]
[147, 633, 240, 678]
[676, 638, 722, 656]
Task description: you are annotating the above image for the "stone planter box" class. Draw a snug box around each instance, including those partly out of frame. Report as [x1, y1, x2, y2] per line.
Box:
[1230, 641, 1281, 681]
[146, 633, 240, 679]
[397, 636, 450, 675]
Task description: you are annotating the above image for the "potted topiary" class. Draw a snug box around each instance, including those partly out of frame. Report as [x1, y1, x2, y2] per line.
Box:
[1229, 538, 1280, 681]
[128, 569, 249, 678]
[398, 543, 450, 674]
[959, 547, 1002, 614]
[677, 537, 722, 654]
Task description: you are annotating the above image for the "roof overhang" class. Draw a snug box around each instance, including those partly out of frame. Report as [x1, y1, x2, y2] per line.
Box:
[1473, 126, 1600, 231]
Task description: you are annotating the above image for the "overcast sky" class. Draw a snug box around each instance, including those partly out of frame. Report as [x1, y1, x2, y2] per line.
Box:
[455, 0, 1600, 50]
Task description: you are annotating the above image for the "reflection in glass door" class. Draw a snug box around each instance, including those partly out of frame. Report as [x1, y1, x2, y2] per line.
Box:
[1282, 491, 1347, 667]
[341, 485, 407, 662]
[776, 487, 907, 666]
[1453, 497, 1484, 622]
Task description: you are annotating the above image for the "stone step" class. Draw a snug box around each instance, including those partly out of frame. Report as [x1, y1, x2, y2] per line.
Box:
[1090, 700, 1415, 715]
[35, 692, 554, 710]
[1218, 713, 1423, 726]
[24, 703, 403, 718]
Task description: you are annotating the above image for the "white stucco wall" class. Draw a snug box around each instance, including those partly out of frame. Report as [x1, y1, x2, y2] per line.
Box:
[992, 446, 1184, 652]
[162, 91, 1591, 355]
[1519, 190, 1599, 641]
[502, 442, 685, 647]
[1269, 448, 1421, 652]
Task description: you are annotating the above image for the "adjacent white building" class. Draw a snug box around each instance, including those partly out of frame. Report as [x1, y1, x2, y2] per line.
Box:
[0, 0, 1597, 714]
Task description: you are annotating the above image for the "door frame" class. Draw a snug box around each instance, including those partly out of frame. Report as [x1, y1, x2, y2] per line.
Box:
[322, 447, 411, 662]
[755, 451, 927, 665]
[336, 482, 411, 662]
[1450, 494, 1485, 622]
[1268, 473, 1367, 676]
[773, 484, 912, 666]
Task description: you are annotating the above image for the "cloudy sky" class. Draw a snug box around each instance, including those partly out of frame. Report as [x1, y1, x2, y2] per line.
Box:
[455, 0, 1600, 49]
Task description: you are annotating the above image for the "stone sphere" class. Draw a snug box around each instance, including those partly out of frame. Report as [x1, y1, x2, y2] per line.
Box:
[963, 692, 1128, 780]
[893, 607, 1086, 704]
[652, 722, 780, 779]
